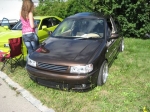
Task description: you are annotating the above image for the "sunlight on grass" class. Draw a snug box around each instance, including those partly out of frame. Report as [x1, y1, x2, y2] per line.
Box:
[1, 38, 150, 112]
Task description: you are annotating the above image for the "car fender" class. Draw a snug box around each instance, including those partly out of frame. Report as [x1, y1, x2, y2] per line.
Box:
[89, 40, 107, 70]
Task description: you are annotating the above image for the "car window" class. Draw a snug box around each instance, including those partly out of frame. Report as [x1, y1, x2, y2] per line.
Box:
[35, 20, 40, 27]
[12, 19, 40, 30]
[114, 20, 121, 32]
[107, 17, 117, 33]
[52, 18, 104, 39]
[107, 18, 112, 31]
[1, 18, 10, 28]
[11, 21, 22, 30]
[39, 17, 62, 30]
[51, 17, 62, 26]
[40, 18, 53, 29]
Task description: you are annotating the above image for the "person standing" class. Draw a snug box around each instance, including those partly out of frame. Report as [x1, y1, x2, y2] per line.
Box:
[20, 0, 39, 56]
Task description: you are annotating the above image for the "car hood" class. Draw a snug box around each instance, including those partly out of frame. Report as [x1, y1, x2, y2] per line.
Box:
[0, 30, 22, 42]
[0, 26, 10, 32]
[31, 38, 104, 64]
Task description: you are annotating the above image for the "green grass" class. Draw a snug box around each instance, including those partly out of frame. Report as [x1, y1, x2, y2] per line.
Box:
[1, 38, 150, 112]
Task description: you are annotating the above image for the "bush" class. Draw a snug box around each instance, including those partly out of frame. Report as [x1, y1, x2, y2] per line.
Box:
[35, 0, 150, 38]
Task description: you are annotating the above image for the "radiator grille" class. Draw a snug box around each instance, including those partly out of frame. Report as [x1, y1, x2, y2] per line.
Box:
[37, 62, 68, 72]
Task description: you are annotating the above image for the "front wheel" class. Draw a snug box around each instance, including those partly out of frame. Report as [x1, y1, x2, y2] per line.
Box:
[97, 60, 108, 86]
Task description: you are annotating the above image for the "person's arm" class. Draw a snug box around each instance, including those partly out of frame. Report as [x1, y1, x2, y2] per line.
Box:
[28, 12, 36, 28]
[19, 11, 21, 17]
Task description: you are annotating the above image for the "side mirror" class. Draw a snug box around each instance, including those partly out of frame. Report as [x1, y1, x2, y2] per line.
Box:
[111, 33, 119, 39]
[42, 25, 47, 30]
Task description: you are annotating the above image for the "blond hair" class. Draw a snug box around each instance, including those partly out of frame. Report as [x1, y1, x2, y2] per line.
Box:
[21, 0, 34, 20]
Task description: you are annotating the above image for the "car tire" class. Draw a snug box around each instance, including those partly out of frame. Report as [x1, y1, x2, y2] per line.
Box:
[120, 38, 124, 52]
[97, 60, 108, 86]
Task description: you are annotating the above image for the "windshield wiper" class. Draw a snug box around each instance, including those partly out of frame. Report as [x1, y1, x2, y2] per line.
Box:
[74, 37, 98, 40]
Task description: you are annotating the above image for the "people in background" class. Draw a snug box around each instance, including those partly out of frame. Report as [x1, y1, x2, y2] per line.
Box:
[20, 0, 39, 56]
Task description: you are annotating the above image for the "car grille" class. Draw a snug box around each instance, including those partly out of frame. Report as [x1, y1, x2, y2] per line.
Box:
[37, 62, 68, 72]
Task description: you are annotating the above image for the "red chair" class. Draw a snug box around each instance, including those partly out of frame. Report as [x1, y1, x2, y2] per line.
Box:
[0, 37, 24, 72]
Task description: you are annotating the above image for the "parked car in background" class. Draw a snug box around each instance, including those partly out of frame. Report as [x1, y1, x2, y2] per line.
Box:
[0, 17, 18, 30]
[0, 16, 63, 56]
[26, 12, 124, 91]
[0, 26, 10, 32]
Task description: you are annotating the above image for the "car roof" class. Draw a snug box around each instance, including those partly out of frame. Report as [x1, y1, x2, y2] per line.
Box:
[34, 16, 58, 20]
[67, 12, 108, 19]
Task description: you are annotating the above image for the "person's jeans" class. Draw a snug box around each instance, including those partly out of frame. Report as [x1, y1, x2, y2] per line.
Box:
[22, 33, 39, 69]
[22, 33, 39, 55]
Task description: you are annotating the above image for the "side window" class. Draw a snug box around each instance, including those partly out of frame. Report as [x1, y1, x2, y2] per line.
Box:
[40, 18, 49, 29]
[11, 21, 22, 30]
[107, 17, 117, 33]
[114, 20, 121, 32]
[40, 17, 61, 29]
[34, 20, 40, 27]
[105, 18, 112, 39]
[47, 19, 53, 27]
[107, 18, 112, 31]
[110, 17, 117, 33]
[51, 17, 61, 26]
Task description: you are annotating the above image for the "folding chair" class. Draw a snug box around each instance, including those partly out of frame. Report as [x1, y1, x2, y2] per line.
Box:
[0, 37, 24, 72]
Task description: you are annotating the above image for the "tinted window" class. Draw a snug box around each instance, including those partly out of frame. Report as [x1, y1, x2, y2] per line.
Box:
[40, 18, 53, 29]
[107, 18, 112, 31]
[51, 17, 61, 26]
[40, 17, 61, 29]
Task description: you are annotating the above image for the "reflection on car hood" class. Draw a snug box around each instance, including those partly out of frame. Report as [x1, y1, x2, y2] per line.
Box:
[0, 26, 10, 32]
[31, 38, 103, 63]
[0, 30, 22, 42]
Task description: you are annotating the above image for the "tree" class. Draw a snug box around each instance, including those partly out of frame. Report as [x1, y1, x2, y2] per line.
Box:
[35, 0, 150, 38]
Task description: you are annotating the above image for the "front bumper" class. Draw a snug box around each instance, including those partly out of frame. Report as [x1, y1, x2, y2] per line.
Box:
[27, 65, 99, 90]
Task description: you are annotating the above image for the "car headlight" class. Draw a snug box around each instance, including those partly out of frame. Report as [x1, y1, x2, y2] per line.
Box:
[27, 57, 37, 67]
[4, 43, 9, 47]
[70, 64, 93, 74]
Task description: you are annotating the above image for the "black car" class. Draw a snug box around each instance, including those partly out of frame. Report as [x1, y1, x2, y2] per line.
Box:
[26, 12, 124, 90]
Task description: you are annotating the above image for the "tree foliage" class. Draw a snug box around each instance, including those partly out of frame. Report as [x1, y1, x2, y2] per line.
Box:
[34, 0, 68, 19]
[35, 0, 150, 38]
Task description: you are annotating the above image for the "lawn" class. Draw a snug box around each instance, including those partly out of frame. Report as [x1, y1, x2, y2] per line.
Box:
[1, 38, 150, 112]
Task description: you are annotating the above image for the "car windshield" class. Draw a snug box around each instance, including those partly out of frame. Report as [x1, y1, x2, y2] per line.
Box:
[11, 19, 40, 30]
[52, 18, 104, 39]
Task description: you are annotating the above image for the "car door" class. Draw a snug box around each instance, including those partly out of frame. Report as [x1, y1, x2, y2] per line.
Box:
[37, 17, 62, 43]
[105, 17, 120, 64]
